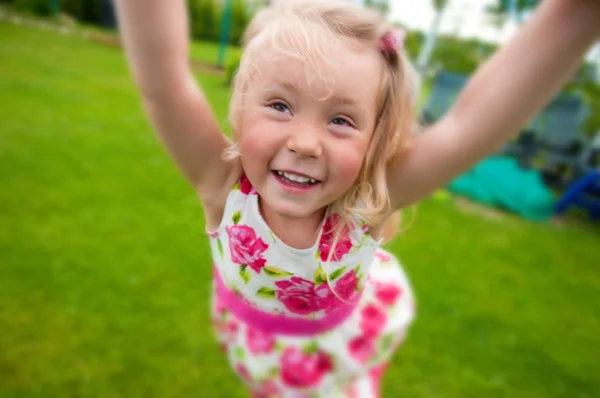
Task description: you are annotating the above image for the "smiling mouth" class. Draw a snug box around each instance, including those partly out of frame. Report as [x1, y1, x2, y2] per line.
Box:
[272, 170, 320, 188]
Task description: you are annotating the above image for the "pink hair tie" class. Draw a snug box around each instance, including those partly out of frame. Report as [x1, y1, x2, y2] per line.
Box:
[379, 28, 406, 58]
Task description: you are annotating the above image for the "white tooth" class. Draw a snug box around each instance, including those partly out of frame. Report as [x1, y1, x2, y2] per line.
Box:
[309, 179, 316, 184]
[277, 171, 283, 175]
[283, 172, 310, 183]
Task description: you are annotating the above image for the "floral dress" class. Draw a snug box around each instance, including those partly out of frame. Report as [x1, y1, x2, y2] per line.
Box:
[208, 175, 415, 398]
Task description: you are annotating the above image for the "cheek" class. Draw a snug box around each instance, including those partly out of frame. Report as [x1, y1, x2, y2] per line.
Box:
[238, 124, 279, 170]
[238, 134, 266, 171]
[331, 143, 367, 184]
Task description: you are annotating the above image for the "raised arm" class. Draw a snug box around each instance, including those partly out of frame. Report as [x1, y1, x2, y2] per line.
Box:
[114, 0, 238, 207]
[389, 0, 600, 208]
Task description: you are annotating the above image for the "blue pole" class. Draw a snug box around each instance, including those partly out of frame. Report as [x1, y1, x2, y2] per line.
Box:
[509, 0, 527, 24]
[218, 0, 233, 68]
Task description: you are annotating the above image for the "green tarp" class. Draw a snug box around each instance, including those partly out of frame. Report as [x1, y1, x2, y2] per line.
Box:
[448, 156, 556, 221]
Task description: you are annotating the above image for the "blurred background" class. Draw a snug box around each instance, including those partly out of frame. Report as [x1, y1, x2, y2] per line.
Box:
[1, 0, 599, 396]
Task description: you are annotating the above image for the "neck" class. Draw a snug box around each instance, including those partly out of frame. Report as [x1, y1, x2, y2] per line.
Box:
[258, 198, 326, 250]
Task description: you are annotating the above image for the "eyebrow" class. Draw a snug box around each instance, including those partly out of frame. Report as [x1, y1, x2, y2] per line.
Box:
[331, 95, 362, 106]
[264, 81, 298, 95]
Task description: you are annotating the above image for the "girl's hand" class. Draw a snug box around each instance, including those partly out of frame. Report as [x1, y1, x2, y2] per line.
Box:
[387, 0, 600, 209]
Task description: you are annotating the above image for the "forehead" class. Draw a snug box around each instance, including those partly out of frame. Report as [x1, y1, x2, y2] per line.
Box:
[248, 36, 384, 105]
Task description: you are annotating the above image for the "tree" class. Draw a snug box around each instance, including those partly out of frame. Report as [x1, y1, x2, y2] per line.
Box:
[486, 0, 540, 25]
[229, 0, 251, 46]
[188, 0, 220, 42]
[364, 0, 389, 18]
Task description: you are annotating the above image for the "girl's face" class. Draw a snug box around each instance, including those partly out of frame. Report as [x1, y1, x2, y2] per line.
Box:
[238, 40, 383, 223]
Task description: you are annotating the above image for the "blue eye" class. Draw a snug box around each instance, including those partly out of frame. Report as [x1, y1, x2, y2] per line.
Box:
[270, 102, 291, 114]
[331, 117, 352, 127]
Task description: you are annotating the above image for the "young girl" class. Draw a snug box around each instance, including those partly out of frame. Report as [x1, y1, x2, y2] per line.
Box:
[114, 0, 600, 396]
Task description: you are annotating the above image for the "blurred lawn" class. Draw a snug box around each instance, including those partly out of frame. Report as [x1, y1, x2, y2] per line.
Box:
[1, 22, 600, 398]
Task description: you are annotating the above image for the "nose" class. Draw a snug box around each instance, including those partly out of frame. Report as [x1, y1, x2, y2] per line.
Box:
[286, 120, 323, 158]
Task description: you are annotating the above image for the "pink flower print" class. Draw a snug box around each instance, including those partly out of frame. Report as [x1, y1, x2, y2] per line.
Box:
[375, 282, 402, 307]
[375, 251, 392, 263]
[360, 304, 387, 338]
[226, 319, 240, 343]
[369, 364, 386, 398]
[348, 336, 375, 364]
[227, 225, 269, 273]
[212, 316, 227, 336]
[275, 277, 330, 315]
[334, 269, 359, 301]
[361, 223, 370, 234]
[215, 296, 228, 316]
[280, 346, 333, 388]
[246, 326, 276, 355]
[236, 363, 251, 382]
[240, 174, 257, 195]
[252, 380, 279, 398]
[319, 214, 353, 262]
[345, 383, 361, 398]
[323, 269, 360, 313]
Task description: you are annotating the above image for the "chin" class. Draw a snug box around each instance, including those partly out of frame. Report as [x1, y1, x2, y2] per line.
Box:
[260, 195, 325, 221]
[274, 202, 324, 220]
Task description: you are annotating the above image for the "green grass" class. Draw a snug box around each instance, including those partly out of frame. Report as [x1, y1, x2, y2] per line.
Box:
[189, 39, 242, 67]
[1, 22, 599, 397]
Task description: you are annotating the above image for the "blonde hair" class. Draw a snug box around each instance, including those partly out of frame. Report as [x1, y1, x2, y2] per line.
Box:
[227, 0, 418, 236]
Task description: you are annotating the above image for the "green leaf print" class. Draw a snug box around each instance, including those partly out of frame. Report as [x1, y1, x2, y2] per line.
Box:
[256, 286, 276, 299]
[232, 210, 241, 225]
[303, 340, 319, 354]
[263, 266, 293, 278]
[356, 281, 363, 292]
[380, 333, 395, 352]
[274, 341, 285, 352]
[239, 265, 251, 284]
[232, 181, 241, 190]
[329, 265, 347, 281]
[268, 231, 277, 243]
[313, 264, 328, 285]
[235, 346, 246, 359]
[268, 367, 279, 377]
[217, 238, 224, 260]
[232, 283, 240, 295]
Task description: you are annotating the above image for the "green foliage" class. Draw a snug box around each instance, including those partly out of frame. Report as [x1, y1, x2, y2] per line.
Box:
[401, 29, 497, 76]
[364, 0, 389, 18]
[229, 0, 250, 46]
[187, 0, 252, 46]
[225, 53, 241, 86]
[488, 0, 539, 14]
[565, 64, 600, 139]
[432, 0, 448, 12]
[13, 0, 53, 16]
[60, 0, 101, 23]
[403, 30, 425, 60]
[10, 0, 102, 23]
[430, 35, 498, 75]
[486, 0, 540, 24]
[187, 0, 220, 42]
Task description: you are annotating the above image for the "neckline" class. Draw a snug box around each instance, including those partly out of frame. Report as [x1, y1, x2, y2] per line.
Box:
[250, 194, 328, 255]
